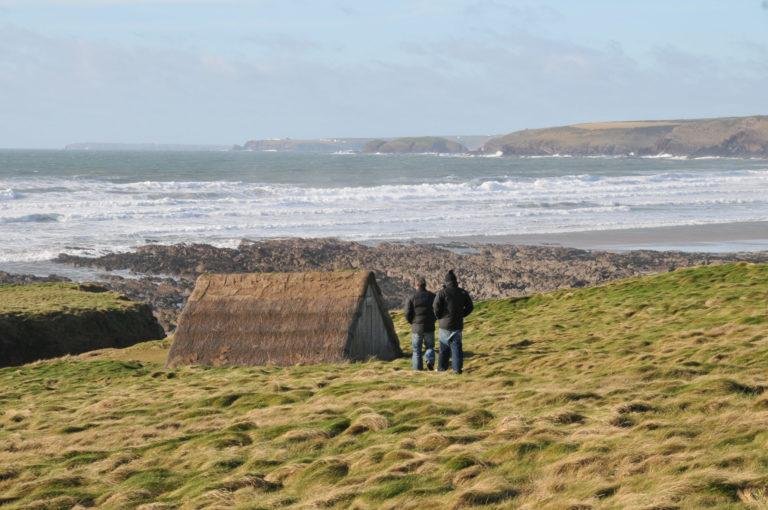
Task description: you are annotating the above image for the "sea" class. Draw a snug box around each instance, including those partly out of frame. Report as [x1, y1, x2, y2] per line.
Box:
[1, 150, 768, 274]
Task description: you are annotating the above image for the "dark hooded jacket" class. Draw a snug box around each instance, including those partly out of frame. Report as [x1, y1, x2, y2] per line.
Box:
[433, 270, 473, 331]
[404, 286, 436, 334]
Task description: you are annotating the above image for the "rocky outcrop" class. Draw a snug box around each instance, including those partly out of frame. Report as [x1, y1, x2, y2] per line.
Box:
[363, 137, 467, 154]
[481, 116, 768, 157]
[56, 239, 768, 328]
[94, 275, 194, 332]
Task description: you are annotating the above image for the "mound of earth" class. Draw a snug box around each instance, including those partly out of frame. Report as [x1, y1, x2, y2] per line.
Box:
[0, 283, 165, 367]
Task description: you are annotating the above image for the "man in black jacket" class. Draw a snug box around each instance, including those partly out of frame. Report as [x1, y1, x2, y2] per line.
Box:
[404, 277, 437, 371]
[433, 270, 473, 374]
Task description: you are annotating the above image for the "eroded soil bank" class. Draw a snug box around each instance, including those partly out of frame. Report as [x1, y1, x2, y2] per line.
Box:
[0, 283, 165, 367]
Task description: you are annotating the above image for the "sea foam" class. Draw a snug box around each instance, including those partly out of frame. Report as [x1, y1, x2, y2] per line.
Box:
[1, 167, 768, 262]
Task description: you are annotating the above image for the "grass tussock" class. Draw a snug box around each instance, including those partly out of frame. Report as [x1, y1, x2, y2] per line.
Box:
[1, 263, 768, 508]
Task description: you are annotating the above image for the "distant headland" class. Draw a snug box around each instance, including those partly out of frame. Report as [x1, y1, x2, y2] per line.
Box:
[65, 115, 768, 157]
[479, 115, 768, 157]
[232, 138, 374, 153]
[362, 136, 466, 154]
[233, 116, 768, 157]
[232, 136, 485, 154]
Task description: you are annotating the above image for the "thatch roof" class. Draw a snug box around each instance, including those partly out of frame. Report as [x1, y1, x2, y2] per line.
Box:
[166, 270, 401, 367]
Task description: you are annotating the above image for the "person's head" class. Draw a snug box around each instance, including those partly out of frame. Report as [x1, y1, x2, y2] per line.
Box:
[415, 276, 427, 290]
[444, 269, 457, 286]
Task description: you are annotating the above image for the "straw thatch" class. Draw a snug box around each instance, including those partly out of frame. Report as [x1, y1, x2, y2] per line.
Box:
[166, 270, 402, 367]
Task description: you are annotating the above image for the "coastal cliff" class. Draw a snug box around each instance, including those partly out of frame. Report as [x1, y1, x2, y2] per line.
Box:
[481, 115, 768, 157]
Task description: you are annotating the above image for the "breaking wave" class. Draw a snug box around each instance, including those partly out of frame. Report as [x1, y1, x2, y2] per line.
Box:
[2, 213, 63, 223]
[0, 188, 18, 200]
[2, 166, 768, 262]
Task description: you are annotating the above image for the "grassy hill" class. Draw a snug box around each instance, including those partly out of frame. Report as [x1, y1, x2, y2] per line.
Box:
[2, 263, 768, 509]
[481, 115, 768, 157]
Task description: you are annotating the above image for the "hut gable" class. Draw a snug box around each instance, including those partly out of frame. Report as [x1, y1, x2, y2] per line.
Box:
[166, 270, 402, 367]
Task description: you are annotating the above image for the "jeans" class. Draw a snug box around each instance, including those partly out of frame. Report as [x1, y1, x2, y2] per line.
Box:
[438, 329, 463, 374]
[411, 332, 435, 370]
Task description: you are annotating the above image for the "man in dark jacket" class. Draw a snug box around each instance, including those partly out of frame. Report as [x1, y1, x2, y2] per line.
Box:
[433, 270, 473, 374]
[404, 277, 437, 371]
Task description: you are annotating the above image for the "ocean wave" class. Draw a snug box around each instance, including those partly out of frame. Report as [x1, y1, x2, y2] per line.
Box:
[2, 167, 768, 262]
[0, 188, 19, 200]
[20, 197, 766, 226]
[2, 213, 63, 223]
[641, 153, 688, 160]
[3, 171, 767, 210]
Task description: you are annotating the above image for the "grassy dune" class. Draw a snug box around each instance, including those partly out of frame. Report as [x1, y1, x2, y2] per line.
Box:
[2, 263, 768, 509]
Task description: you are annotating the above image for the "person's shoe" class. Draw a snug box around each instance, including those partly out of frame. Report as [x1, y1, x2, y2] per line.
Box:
[426, 362, 434, 371]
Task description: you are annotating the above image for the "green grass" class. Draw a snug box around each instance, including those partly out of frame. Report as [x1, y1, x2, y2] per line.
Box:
[2, 263, 768, 508]
[0, 283, 135, 316]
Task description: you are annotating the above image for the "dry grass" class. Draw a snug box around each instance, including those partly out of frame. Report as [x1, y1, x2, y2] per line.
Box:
[0, 283, 164, 368]
[0, 283, 135, 315]
[1, 263, 768, 508]
[572, 120, 684, 130]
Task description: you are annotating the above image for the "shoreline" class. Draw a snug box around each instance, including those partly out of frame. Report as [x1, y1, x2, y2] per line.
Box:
[5, 234, 768, 331]
[1, 221, 767, 280]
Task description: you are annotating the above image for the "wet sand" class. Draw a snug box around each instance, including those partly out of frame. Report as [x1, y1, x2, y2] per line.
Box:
[419, 221, 768, 253]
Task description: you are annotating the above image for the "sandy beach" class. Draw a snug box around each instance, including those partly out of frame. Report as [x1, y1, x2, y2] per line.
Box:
[422, 221, 768, 253]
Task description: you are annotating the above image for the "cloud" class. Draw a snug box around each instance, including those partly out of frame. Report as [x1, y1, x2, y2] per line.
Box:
[462, 0, 562, 23]
[243, 33, 321, 53]
[336, 3, 358, 16]
[1, 3, 768, 148]
[0, 0, 230, 4]
[0, 23, 459, 145]
[396, 27, 768, 127]
[0, 25, 264, 145]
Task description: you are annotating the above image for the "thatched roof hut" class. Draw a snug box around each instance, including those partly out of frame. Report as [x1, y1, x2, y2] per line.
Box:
[166, 270, 402, 367]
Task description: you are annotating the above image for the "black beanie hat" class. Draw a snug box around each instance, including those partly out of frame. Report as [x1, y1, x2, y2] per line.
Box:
[445, 270, 457, 284]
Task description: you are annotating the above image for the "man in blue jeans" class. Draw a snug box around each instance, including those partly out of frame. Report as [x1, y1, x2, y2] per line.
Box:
[433, 270, 474, 374]
[404, 277, 436, 371]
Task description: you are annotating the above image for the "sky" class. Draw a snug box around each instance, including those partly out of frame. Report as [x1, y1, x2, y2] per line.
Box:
[0, 0, 767, 148]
